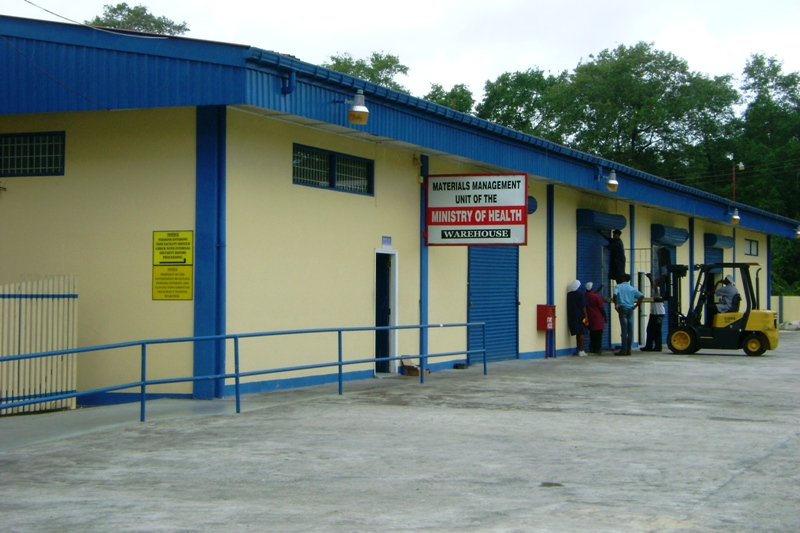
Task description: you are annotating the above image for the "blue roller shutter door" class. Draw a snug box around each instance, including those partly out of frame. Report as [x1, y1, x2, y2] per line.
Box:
[467, 246, 519, 363]
[705, 247, 723, 272]
[577, 229, 610, 351]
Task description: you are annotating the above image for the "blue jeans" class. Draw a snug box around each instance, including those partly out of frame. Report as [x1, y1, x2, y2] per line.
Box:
[617, 306, 634, 353]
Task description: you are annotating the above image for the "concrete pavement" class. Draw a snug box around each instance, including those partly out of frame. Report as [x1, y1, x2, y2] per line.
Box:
[1, 333, 799, 532]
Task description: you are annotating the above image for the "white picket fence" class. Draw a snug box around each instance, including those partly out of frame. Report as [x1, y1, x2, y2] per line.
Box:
[0, 276, 78, 414]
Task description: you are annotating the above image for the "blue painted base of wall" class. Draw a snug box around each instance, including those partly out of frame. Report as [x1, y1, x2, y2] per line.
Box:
[519, 351, 548, 360]
[78, 392, 190, 407]
[223, 369, 375, 396]
[75, 359, 475, 407]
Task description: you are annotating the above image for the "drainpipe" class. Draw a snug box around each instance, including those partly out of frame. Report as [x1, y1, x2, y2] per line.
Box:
[281, 70, 296, 95]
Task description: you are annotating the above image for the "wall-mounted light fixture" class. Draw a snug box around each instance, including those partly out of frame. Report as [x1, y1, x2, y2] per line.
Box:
[597, 166, 619, 192]
[347, 90, 369, 125]
[728, 206, 740, 225]
[333, 89, 370, 125]
[796, 225, 800, 238]
[606, 170, 619, 192]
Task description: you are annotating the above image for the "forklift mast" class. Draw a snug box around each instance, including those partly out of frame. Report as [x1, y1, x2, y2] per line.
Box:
[664, 264, 688, 328]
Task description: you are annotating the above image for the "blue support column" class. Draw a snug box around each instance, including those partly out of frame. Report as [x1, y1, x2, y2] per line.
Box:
[629, 204, 636, 276]
[419, 155, 429, 357]
[546, 184, 555, 358]
[194, 105, 227, 399]
[767, 235, 773, 310]
[688, 218, 695, 289]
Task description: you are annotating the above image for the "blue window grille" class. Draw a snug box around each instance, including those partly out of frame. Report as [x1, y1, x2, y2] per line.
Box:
[292, 144, 373, 195]
[0, 132, 66, 177]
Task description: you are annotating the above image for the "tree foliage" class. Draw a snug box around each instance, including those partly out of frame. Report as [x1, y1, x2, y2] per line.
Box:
[333, 46, 799, 293]
[323, 52, 410, 93]
[475, 42, 746, 181]
[733, 55, 800, 295]
[424, 83, 475, 113]
[475, 69, 566, 140]
[86, 3, 188, 35]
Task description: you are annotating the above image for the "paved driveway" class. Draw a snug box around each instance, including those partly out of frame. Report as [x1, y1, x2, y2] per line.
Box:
[2, 334, 799, 532]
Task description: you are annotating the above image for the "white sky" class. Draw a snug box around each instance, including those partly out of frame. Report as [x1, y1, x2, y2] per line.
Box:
[3, 0, 799, 99]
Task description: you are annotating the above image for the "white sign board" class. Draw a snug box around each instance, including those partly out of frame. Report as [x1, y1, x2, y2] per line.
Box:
[426, 173, 528, 246]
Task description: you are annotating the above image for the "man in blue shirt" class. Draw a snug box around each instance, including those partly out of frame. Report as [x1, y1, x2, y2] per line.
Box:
[613, 273, 644, 356]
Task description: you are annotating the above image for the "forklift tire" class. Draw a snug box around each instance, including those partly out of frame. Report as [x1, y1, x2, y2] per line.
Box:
[668, 326, 699, 355]
[742, 333, 767, 356]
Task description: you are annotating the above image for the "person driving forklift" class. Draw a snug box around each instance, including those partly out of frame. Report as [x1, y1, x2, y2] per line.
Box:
[715, 275, 740, 313]
[707, 274, 740, 324]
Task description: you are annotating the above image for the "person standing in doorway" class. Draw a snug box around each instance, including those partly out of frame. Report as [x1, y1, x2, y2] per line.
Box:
[584, 282, 606, 355]
[599, 229, 626, 284]
[613, 273, 643, 356]
[641, 273, 665, 352]
[567, 280, 589, 357]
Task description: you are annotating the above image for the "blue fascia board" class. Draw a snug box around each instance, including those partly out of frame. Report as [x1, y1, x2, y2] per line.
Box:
[0, 15, 248, 66]
[3, 15, 798, 237]
[1, 16, 247, 114]
[243, 48, 800, 237]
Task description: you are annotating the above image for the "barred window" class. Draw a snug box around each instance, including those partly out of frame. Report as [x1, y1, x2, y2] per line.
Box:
[0, 132, 66, 177]
[292, 144, 373, 195]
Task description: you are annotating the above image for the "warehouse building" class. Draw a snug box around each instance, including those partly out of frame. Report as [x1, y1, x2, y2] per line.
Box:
[1, 15, 797, 406]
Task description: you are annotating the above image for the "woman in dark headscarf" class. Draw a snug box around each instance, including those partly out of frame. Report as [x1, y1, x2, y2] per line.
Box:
[567, 280, 589, 356]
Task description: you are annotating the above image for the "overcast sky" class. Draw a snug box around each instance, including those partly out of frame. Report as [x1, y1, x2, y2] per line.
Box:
[3, 0, 799, 98]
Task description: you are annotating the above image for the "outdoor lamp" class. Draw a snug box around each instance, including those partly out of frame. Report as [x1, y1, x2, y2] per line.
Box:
[606, 170, 619, 192]
[347, 90, 369, 125]
[729, 207, 740, 225]
[796, 225, 800, 238]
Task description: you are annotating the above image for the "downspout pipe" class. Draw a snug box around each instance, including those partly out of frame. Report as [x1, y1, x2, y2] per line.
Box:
[281, 70, 296, 95]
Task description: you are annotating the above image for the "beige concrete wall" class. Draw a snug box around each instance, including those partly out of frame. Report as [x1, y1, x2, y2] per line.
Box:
[0, 108, 197, 392]
[225, 110, 424, 379]
[734, 228, 769, 306]
[519, 179, 548, 356]
[771, 296, 800, 322]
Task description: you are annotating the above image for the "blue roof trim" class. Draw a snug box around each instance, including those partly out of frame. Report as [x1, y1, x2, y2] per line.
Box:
[243, 48, 799, 236]
[2, 15, 798, 238]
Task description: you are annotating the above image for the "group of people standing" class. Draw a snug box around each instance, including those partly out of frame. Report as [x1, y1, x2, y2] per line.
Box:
[566, 280, 606, 356]
[567, 229, 741, 356]
[566, 229, 651, 357]
[567, 273, 646, 357]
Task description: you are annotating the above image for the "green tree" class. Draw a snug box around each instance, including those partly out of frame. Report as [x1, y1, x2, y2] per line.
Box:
[549, 42, 739, 177]
[475, 69, 567, 140]
[733, 54, 800, 217]
[424, 83, 475, 113]
[86, 3, 188, 35]
[323, 52, 410, 93]
[733, 55, 800, 295]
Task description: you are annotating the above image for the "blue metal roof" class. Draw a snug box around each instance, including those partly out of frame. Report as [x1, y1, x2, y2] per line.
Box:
[1, 15, 797, 238]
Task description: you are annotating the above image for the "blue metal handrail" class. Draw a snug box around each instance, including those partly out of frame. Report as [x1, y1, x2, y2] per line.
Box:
[0, 322, 486, 421]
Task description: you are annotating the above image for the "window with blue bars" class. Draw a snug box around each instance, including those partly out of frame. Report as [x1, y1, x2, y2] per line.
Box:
[0, 132, 66, 177]
[292, 144, 373, 195]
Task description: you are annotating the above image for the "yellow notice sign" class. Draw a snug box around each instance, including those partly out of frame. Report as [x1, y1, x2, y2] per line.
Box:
[153, 231, 193, 301]
[153, 231, 194, 266]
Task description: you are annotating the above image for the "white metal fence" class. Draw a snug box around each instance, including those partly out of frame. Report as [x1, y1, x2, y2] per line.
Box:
[0, 276, 78, 414]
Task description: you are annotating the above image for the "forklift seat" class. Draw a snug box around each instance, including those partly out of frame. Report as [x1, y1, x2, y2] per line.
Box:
[731, 293, 742, 312]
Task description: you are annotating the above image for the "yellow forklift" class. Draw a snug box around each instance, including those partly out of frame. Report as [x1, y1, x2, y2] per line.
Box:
[665, 262, 779, 356]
